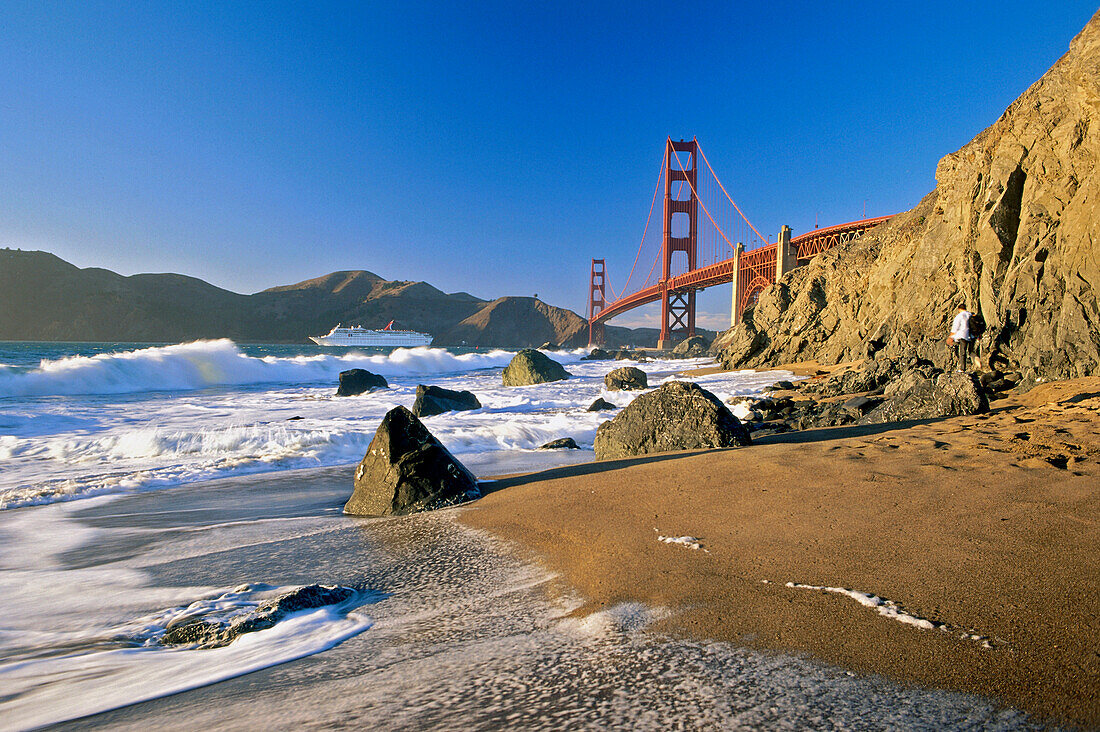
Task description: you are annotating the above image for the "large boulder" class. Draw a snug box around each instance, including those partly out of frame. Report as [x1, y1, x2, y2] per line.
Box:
[336, 368, 388, 396]
[161, 584, 356, 648]
[604, 366, 648, 391]
[344, 406, 480, 516]
[583, 348, 612, 360]
[411, 384, 481, 417]
[860, 371, 988, 424]
[594, 381, 751, 460]
[671, 335, 711, 358]
[502, 349, 571, 386]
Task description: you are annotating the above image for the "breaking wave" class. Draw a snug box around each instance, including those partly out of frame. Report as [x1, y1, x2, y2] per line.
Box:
[0, 340, 581, 398]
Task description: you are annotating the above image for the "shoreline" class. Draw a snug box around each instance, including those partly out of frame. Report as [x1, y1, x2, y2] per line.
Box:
[461, 373, 1100, 727]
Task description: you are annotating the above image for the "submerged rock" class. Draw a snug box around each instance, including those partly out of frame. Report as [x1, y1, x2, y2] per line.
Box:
[344, 406, 480, 516]
[539, 437, 580, 450]
[587, 397, 617, 412]
[162, 584, 356, 649]
[411, 384, 481, 417]
[502, 349, 571, 386]
[604, 366, 648, 391]
[336, 368, 389, 396]
[594, 381, 751, 460]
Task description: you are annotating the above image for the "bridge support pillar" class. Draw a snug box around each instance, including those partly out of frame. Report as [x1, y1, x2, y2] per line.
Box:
[730, 241, 744, 327]
[658, 138, 698, 350]
[588, 258, 606, 346]
[775, 225, 795, 280]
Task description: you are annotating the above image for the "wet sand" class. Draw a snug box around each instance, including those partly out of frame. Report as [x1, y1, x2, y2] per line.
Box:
[462, 376, 1100, 727]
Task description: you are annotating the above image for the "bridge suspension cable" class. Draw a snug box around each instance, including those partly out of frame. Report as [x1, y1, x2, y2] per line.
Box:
[613, 147, 667, 301]
[696, 142, 771, 246]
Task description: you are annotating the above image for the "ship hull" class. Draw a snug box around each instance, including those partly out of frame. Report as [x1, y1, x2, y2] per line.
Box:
[309, 332, 433, 347]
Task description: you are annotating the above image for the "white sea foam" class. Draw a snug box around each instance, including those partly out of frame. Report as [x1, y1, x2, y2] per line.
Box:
[657, 535, 705, 550]
[0, 342, 789, 510]
[784, 582, 994, 648]
[0, 594, 374, 730]
[0, 339, 561, 398]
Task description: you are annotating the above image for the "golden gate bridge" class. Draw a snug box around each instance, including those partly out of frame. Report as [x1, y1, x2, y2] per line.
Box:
[587, 137, 892, 347]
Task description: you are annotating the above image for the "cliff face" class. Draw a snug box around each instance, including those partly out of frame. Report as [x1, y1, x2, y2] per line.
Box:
[717, 11, 1100, 381]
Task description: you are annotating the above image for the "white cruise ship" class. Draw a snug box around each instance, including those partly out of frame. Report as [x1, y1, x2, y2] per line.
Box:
[309, 321, 433, 347]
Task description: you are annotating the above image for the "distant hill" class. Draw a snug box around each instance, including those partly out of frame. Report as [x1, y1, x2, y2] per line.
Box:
[0, 249, 678, 347]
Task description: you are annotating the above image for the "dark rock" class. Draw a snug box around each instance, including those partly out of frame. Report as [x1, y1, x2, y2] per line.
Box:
[587, 397, 616, 412]
[287, 415, 304, 420]
[593, 381, 751, 460]
[344, 406, 480, 516]
[502, 349, 571, 386]
[604, 366, 648, 391]
[583, 348, 612, 360]
[766, 380, 796, 391]
[411, 384, 481, 417]
[841, 395, 876, 416]
[539, 437, 580, 450]
[336, 368, 389, 396]
[670, 335, 711, 358]
[162, 584, 356, 648]
[804, 358, 905, 398]
[860, 371, 988, 425]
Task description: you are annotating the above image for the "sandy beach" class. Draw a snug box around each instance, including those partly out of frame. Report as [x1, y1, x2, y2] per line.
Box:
[463, 375, 1100, 727]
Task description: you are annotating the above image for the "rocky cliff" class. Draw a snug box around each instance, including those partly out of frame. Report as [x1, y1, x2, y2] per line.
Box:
[717, 11, 1100, 382]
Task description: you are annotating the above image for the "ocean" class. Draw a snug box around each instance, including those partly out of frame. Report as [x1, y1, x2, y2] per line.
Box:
[0, 341, 1033, 729]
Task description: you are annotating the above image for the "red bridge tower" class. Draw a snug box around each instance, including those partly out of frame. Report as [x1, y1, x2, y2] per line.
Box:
[658, 138, 698, 350]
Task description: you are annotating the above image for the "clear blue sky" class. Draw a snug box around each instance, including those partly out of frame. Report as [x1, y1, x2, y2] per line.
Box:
[1, 2, 1095, 329]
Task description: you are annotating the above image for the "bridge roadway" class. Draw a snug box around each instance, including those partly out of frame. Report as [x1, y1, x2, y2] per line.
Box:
[592, 214, 893, 327]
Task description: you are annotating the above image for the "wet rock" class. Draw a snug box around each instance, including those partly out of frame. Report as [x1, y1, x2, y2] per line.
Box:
[336, 368, 389, 396]
[539, 437, 580, 450]
[860, 371, 988, 424]
[604, 366, 648, 391]
[162, 584, 356, 649]
[411, 384, 481, 418]
[594, 381, 751, 460]
[344, 406, 480, 516]
[502, 349, 571, 386]
[766, 380, 796, 391]
[587, 397, 616, 412]
[583, 348, 612, 360]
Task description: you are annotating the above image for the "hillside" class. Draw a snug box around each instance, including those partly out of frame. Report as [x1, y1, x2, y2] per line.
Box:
[716, 10, 1100, 383]
[0, 249, 644, 347]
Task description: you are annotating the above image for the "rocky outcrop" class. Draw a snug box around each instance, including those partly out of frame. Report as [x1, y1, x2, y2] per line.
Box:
[411, 385, 481, 417]
[502, 349, 571, 386]
[671, 335, 711, 358]
[539, 437, 580, 450]
[344, 406, 480, 516]
[583, 348, 612, 360]
[717, 13, 1100, 383]
[594, 381, 751, 460]
[336, 369, 388, 396]
[860, 371, 988, 424]
[161, 585, 356, 648]
[604, 366, 648, 391]
[587, 397, 616, 411]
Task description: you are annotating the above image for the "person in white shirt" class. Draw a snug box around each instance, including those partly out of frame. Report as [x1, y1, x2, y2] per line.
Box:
[948, 304, 973, 371]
